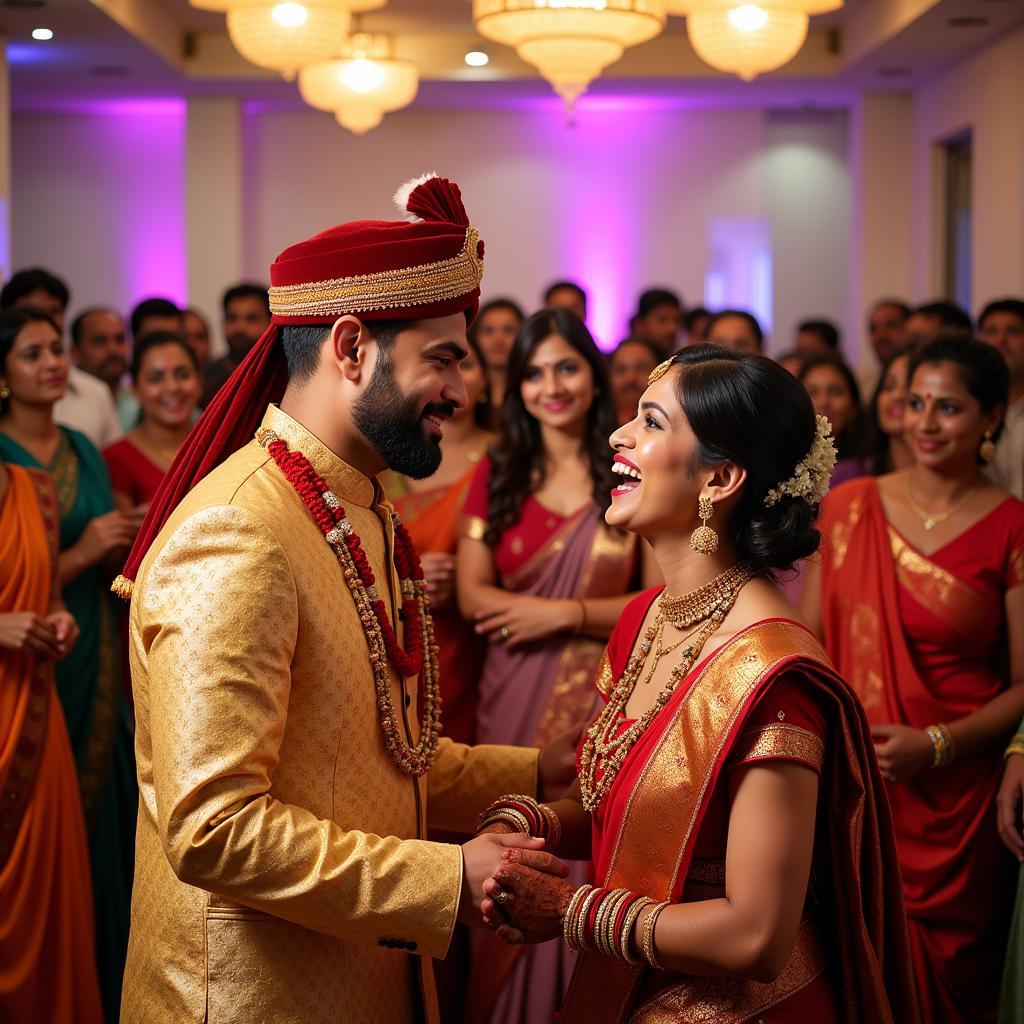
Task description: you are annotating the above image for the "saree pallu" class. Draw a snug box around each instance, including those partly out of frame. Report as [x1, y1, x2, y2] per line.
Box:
[0, 429, 137, 1023]
[466, 503, 638, 1024]
[819, 477, 1024, 1024]
[0, 465, 104, 1023]
[562, 614, 917, 1024]
[387, 466, 482, 745]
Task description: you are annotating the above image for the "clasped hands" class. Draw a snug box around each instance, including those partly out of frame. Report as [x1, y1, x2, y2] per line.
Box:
[460, 825, 575, 946]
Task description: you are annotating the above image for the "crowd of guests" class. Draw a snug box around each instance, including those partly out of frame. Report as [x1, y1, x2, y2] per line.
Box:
[1, 261, 1023, 1024]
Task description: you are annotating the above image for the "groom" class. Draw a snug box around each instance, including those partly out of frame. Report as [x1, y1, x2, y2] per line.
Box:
[117, 175, 568, 1023]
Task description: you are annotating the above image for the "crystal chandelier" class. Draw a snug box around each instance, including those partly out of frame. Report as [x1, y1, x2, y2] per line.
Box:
[189, 0, 386, 81]
[299, 34, 420, 134]
[472, 0, 667, 108]
[670, 1, 841, 81]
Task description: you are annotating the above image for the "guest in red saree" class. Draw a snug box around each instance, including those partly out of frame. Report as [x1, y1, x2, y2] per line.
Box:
[458, 309, 655, 1023]
[804, 335, 1024, 1024]
[473, 345, 918, 1024]
[0, 459, 103, 1023]
[103, 331, 201, 512]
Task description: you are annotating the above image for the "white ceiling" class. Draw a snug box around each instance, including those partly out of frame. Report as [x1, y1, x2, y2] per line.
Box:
[6, 0, 1024, 113]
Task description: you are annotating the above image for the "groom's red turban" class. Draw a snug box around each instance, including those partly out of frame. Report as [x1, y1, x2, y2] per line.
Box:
[114, 173, 484, 598]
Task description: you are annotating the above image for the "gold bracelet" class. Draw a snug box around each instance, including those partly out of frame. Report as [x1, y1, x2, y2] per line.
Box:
[539, 803, 562, 851]
[563, 884, 592, 952]
[601, 890, 631, 957]
[592, 889, 620, 956]
[642, 901, 671, 970]
[620, 896, 653, 967]
[479, 808, 532, 835]
[576, 887, 604, 952]
[1005, 733, 1024, 759]
[925, 724, 955, 769]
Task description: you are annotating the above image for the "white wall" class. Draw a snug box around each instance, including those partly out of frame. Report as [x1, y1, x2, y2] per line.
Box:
[11, 102, 187, 322]
[911, 24, 1024, 312]
[13, 100, 850, 355]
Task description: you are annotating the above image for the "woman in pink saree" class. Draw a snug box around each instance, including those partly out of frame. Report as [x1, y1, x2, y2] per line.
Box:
[458, 309, 656, 1023]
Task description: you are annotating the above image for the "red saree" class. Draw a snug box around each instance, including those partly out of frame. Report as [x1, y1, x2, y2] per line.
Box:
[0, 466, 103, 1023]
[103, 437, 166, 507]
[387, 466, 482, 745]
[818, 477, 1024, 1024]
[562, 594, 917, 1024]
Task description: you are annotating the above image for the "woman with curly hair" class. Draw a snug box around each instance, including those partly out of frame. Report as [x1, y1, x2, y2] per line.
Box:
[457, 308, 656, 1024]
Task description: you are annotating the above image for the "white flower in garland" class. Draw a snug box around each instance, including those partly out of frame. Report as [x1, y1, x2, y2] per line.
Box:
[764, 415, 838, 508]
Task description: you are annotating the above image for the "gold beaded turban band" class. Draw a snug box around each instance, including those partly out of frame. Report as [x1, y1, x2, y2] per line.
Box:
[113, 173, 484, 599]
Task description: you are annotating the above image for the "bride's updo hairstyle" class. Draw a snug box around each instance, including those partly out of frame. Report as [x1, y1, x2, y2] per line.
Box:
[669, 344, 822, 575]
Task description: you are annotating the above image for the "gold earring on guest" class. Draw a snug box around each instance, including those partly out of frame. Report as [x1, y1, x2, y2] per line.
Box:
[979, 430, 996, 463]
[690, 495, 719, 555]
[0, 385, 9, 400]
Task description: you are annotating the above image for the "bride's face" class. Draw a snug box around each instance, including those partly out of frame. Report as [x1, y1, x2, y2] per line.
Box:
[605, 368, 702, 538]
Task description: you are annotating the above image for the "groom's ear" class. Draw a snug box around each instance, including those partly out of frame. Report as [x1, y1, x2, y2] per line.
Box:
[331, 316, 373, 385]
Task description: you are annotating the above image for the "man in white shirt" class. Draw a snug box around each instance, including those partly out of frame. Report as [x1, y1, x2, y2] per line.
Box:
[979, 298, 1024, 500]
[70, 306, 139, 433]
[0, 267, 123, 449]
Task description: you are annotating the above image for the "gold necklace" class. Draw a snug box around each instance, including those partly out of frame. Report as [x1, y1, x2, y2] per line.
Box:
[905, 477, 979, 531]
[658, 562, 757, 629]
[640, 620, 706, 684]
[579, 564, 754, 812]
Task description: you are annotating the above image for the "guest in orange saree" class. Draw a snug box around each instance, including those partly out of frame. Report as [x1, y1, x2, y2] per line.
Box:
[0, 461, 104, 1023]
[805, 336, 1024, 1024]
[473, 345, 917, 1024]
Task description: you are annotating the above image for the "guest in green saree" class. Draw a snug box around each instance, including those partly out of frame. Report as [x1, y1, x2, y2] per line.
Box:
[0, 307, 139, 1022]
[999, 717, 1024, 1024]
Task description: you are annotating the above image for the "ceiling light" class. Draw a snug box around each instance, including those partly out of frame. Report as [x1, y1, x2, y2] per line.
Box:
[271, 2, 308, 27]
[226, 2, 351, 80]
[299, 33, 420, 134]
[686, 4, 809, 79]
[465, 50, 490, 67]
[31, 27, 53, 40]
[473, 0, 667, 109]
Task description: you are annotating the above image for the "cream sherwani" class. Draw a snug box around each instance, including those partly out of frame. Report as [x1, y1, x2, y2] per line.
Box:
[121, 404, 538, 1023]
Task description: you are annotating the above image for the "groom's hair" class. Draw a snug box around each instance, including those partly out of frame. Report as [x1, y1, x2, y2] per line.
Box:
[281, 318, 407, 383]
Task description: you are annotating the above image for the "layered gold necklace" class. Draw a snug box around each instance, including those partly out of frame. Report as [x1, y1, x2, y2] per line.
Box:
[579, 563, 755, 813]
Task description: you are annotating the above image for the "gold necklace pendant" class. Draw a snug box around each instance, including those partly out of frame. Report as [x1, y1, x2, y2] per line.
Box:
[905, 478, 979, 532]
[579, 562, 754, 813]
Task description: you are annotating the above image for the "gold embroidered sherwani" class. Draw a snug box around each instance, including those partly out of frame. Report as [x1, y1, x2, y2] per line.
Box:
[121, 405, 538, 1024]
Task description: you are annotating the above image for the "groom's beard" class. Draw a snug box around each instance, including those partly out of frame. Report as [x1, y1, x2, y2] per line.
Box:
[353, 358, 453, 479]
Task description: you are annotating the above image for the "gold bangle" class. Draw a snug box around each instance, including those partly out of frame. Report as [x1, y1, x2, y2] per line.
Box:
[601, 890, 631, 957]
[592, 890, 619, 956]
[642, 901, 670, 970]
[620, 896, 653, 966]
[925, 724, 955, 769]
[539, 803, 562, 851]
[563, 884, 591, 952]
[936, 723, 956, 766]
[479, 808, 532, 835]
[1005, 733, 1024, 759]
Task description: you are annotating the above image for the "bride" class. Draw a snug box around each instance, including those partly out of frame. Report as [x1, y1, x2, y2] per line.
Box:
[471, 345, 919, 1023]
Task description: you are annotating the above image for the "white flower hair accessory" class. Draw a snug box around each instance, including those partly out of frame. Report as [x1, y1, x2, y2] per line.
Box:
[764, 414, 838, 508]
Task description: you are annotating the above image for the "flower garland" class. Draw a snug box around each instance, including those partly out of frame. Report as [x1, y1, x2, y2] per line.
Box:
[258, 428, 442, 776]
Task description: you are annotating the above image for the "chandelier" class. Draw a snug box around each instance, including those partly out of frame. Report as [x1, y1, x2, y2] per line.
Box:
[472, 0, 667, 108]
[189, 0, 386, 81]
[670, 1, 841, 80]
[299, 34, 420, 133]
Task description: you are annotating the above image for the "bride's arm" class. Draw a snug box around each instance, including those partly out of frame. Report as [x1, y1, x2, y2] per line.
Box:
[633, 760, 818, 982]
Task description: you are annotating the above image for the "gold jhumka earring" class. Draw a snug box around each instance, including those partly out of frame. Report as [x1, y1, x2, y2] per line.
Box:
[979, 430, 996, 462]
[690, 496, 719, 555]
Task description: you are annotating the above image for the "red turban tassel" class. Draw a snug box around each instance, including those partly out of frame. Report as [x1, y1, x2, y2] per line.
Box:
[112, 324, 288, 598]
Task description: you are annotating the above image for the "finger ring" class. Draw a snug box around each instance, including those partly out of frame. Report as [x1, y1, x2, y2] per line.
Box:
[495, 890, 510, 906]
[500, 626, 511, 641]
